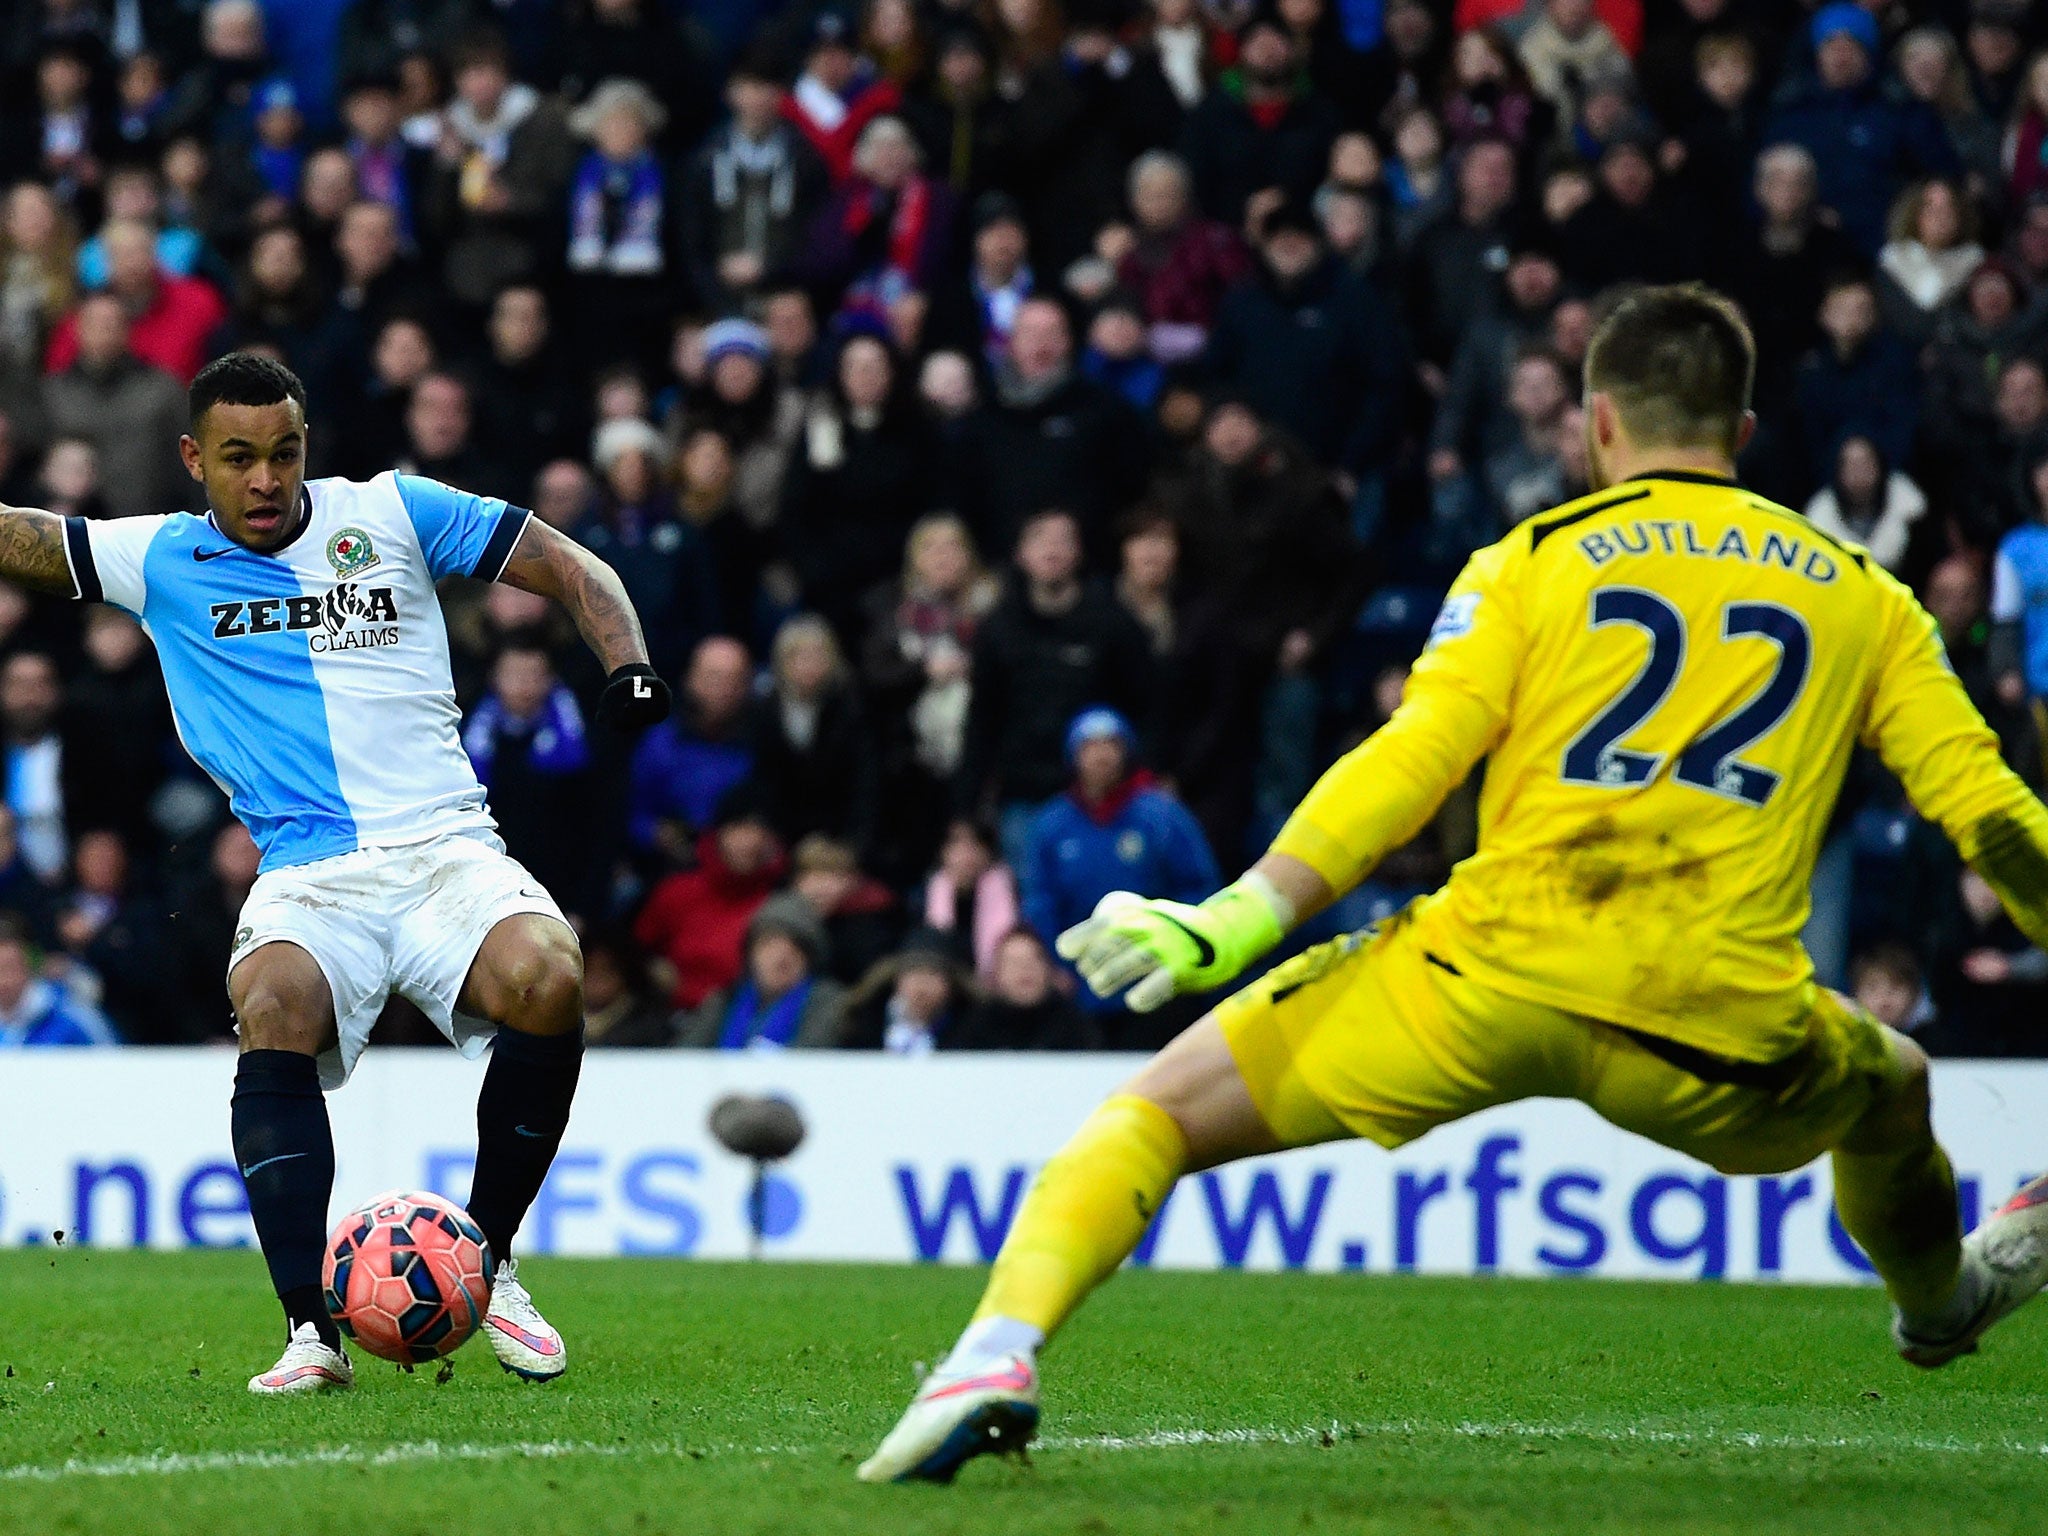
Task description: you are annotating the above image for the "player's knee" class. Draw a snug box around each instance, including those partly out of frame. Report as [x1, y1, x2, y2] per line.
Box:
[235, 974, 329, 1054]
[496, 938, 583, 1034]
[1844, 1033, 1933, 1153]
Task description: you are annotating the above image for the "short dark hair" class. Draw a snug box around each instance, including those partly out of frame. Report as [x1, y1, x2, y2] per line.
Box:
[188, 352, 307, 433]
[1583, 283, 1754, 455]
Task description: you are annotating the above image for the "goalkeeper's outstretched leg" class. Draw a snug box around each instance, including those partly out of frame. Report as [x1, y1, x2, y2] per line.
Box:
[856, 1013, 1317, 1484]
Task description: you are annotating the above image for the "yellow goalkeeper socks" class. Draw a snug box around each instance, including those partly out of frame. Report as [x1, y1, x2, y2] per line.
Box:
[969, 1094, 1189, 1343]
[1832, 1138, 1967, 1328]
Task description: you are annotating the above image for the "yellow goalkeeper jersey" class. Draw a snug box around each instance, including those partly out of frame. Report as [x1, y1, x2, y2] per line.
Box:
[1271, 469, 2048, 1062]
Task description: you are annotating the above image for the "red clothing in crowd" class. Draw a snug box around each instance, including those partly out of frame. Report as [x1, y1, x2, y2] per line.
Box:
[782, 74, 903, 183]
[45, 273, 227, 384]
[634, 832, 790, 1009]
[1452, 0, 1642, 55]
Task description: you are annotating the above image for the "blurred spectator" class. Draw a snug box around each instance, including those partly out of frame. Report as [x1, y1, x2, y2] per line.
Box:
[1553, 135, 1696, 291]
[1080, 295, 1165, 415]
[678, 891, 847, 1048]
[1443, 27, 1551, 157]
[1991, 452, 2048, 726]
[210, 223, 350, 403]
[1108, 150, 1249, 365]
[634, 791, 786, 1010]
[1203, 196, 1407, 521]
[563, 78, 673, 373]
[803, 116, 953, 343]
[1874, 178, 1983, 346]
[781, 333, 931, 639]
[1178, 12, 1338, 230]
[65, 606, 172, 852]
[789, 831, 900, 985]
[425, 31, 576, 308]
[167, 820, 256, 1044]
[77, 165, 204, 288]
[680, 50, 829, 315]
[4, 651, 68, 882]
[51, 828, 171, 1044]
[1727, 143, 1865, 425]
[161, 0, 271, 158]
[956, 508, 1158, 865]
[926, 191, 1034, 371]
[1405, 136, 1518, 370]
[842, 926, 973, 1053]
[1803, 435, 1926, 575]
[30, 434, 106, 518]
[921, 818, 1018, 982]
[579, 926, 674, 1047]
[1850, 942, 1933, 1036]
[46, 217, 225, 382]
[1517, 0, 1630, 124]
[1115, 504, 1180, 658]
[628, 634, 757, 863]
[783, 12, 902, 185]
[339, 72, 431, 247]
[953, 925, 1095, 1049]
[2011, 53, 2048, 209]
[474, 283, 584, 490]
[1928, 865, 2046, 1056]
[1021, 707, 1217, 1010]
[1791, 274, 1918, 497]
[1476, 346, 1576, 529]
[946, 295, 1149, 559]
[859, 512, 997, 876]
[753, 615, 876, 853]
[677, 316, 802, 533]
[1764, 5, 1957, 258]
[1965, 0, 2027, 126]
[461, 641, 598, 922]
[395, 369, 505, 497]
[40, 291, 187, 517]
[0, 182, 77, 382]
[331, 200, 432, 341]
[900, 22, 1002, 201]
[1892, 27, 2001, 196]
[4, 41, 108, 208]
[575, 416, 718, 677]
[1430, 239, 1561, 495]
[0, 919, 116, 1047]
[1152, 399, 1360, 855]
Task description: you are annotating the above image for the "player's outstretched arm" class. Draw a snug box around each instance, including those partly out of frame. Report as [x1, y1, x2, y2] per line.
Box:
[496, 517, 672, 729]
[0, 505, 80, 597]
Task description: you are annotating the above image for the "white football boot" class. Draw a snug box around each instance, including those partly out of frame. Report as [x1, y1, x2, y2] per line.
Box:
[1895, 1173, 2048, 1368]
[857, 1353, 1040, 1483]
[483, 1260, 567, 1380]
[247, 1322, 353, 1395]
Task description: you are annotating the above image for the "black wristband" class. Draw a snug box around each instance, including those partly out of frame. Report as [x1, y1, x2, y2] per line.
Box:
[598, 663, 671, 731]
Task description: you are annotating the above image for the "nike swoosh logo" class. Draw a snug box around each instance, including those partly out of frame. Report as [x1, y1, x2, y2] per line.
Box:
[240, 1152, 309, 1178]
[193, 547, 236, 561]
[1157, 912, 1216, 969]
[513, 1124, 544, 1138]
[922, 1360, 1034, 1403]
[487, 1316, 562, 1355]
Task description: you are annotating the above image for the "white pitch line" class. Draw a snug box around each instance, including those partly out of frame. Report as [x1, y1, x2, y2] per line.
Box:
[4, 1419, 2045, 1485]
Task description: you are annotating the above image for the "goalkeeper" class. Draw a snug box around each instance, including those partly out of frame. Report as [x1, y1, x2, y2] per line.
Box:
[860, 282, 2048, 1484]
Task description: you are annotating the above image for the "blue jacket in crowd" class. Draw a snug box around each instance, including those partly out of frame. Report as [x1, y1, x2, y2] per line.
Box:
[1765, 78, 1957, 257]
[1023, 774, 1220, 1011]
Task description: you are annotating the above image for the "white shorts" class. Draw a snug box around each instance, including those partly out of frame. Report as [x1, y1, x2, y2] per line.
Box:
[228, 830, 569, 1089]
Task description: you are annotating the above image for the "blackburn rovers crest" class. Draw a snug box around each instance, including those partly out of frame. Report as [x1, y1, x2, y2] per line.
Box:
[326, 527, 380, 579]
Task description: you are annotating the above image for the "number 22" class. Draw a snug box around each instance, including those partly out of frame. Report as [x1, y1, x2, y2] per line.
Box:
[1560, 587, 1811, 808]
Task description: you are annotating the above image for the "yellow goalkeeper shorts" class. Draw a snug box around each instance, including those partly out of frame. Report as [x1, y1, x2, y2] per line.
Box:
[1214, 908, 1906, 1176]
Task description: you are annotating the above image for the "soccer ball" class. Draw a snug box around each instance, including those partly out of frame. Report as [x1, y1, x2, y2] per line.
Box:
[322, 1191, 494, 1364]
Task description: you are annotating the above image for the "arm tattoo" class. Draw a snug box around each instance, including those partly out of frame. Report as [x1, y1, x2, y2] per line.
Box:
[0, 507, 78, 597]
[497, 518, 649, 673]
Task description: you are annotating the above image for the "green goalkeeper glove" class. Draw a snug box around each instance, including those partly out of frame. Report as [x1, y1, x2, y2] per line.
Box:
[1055, 876, 1292, 1013]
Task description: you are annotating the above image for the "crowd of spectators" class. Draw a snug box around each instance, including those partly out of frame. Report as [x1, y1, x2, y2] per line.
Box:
[2, 0, 2048, 1056]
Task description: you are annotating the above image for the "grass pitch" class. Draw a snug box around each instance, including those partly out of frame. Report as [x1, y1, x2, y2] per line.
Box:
[1, 1250, 2044, 1534]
